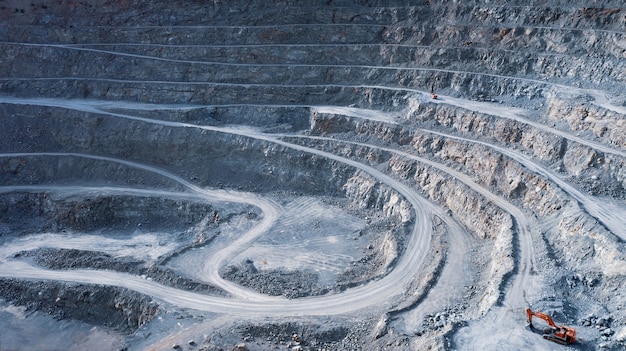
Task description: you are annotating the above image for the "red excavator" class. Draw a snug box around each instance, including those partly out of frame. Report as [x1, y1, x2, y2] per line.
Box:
[526, 308, 576, 345]
[430, 85, 438, 99]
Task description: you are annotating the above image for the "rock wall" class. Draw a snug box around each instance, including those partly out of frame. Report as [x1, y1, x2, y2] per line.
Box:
[0, 279, 157, 333]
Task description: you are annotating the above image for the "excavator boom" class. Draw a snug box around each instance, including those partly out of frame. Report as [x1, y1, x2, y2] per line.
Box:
[526, 308, 576, 345]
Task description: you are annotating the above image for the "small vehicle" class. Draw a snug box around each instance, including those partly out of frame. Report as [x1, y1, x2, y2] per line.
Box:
[526, 308, 576, 345]
[430, 85, 438, 99]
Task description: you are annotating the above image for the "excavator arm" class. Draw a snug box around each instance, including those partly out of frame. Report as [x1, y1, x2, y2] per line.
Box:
[526, 308, 557, 328]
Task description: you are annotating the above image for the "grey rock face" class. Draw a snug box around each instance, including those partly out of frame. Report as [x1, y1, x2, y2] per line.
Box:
[0, 1, 624, 350]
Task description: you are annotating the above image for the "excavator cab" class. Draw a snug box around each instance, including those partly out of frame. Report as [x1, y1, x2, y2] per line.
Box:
[526, 308, 576, 345]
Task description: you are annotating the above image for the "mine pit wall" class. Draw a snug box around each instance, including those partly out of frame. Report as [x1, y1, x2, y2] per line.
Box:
[343, 170, 413, 224]
[411, 29, 626, 86]
[555, 206, 626, 280]
[0, 278, 157, 334]
[405, 100, 626, 198]
[0, 192, 215, 235]
[441, 5, 626, 32]
[1, 102, 421, 292]
[89, 105, 311, 132]
[1, 3, 625, 103]
[310, 112, 569, 218]
[551, 203, 626, 335]
[0, 44, 598, 111]
[0, 79, 410, 109]
[3, 44, 624, 110]
[0, 155, 185, 191]
[311, 109, 626, 323]
[315, 105, 620, 223]
[384, 154, 516, 315]
[546, 95, 626, 150]
[0, 104, 354, 196]
[0, 1, 429, 27]
[305, 122, 515, 314]
[3, 1, 625, 31]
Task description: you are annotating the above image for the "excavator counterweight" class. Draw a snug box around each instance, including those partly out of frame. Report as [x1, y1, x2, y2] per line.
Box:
[526, 308, 576, 345]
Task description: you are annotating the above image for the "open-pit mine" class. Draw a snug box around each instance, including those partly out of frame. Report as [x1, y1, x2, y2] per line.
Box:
[1, 1, 625, 350]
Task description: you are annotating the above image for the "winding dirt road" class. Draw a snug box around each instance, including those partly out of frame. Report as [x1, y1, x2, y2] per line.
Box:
[3, 92, 622, 349]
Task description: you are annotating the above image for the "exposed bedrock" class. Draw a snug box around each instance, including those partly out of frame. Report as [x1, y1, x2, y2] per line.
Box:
[0, 104, 354, 195]
[312, 103, 626, 200]
[0, 278, 158, 334]
[546, 95, 626, 149]
[306, 110, 626, 335]
[0, 192, 216, 235]
[1, 0, 625, 350]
